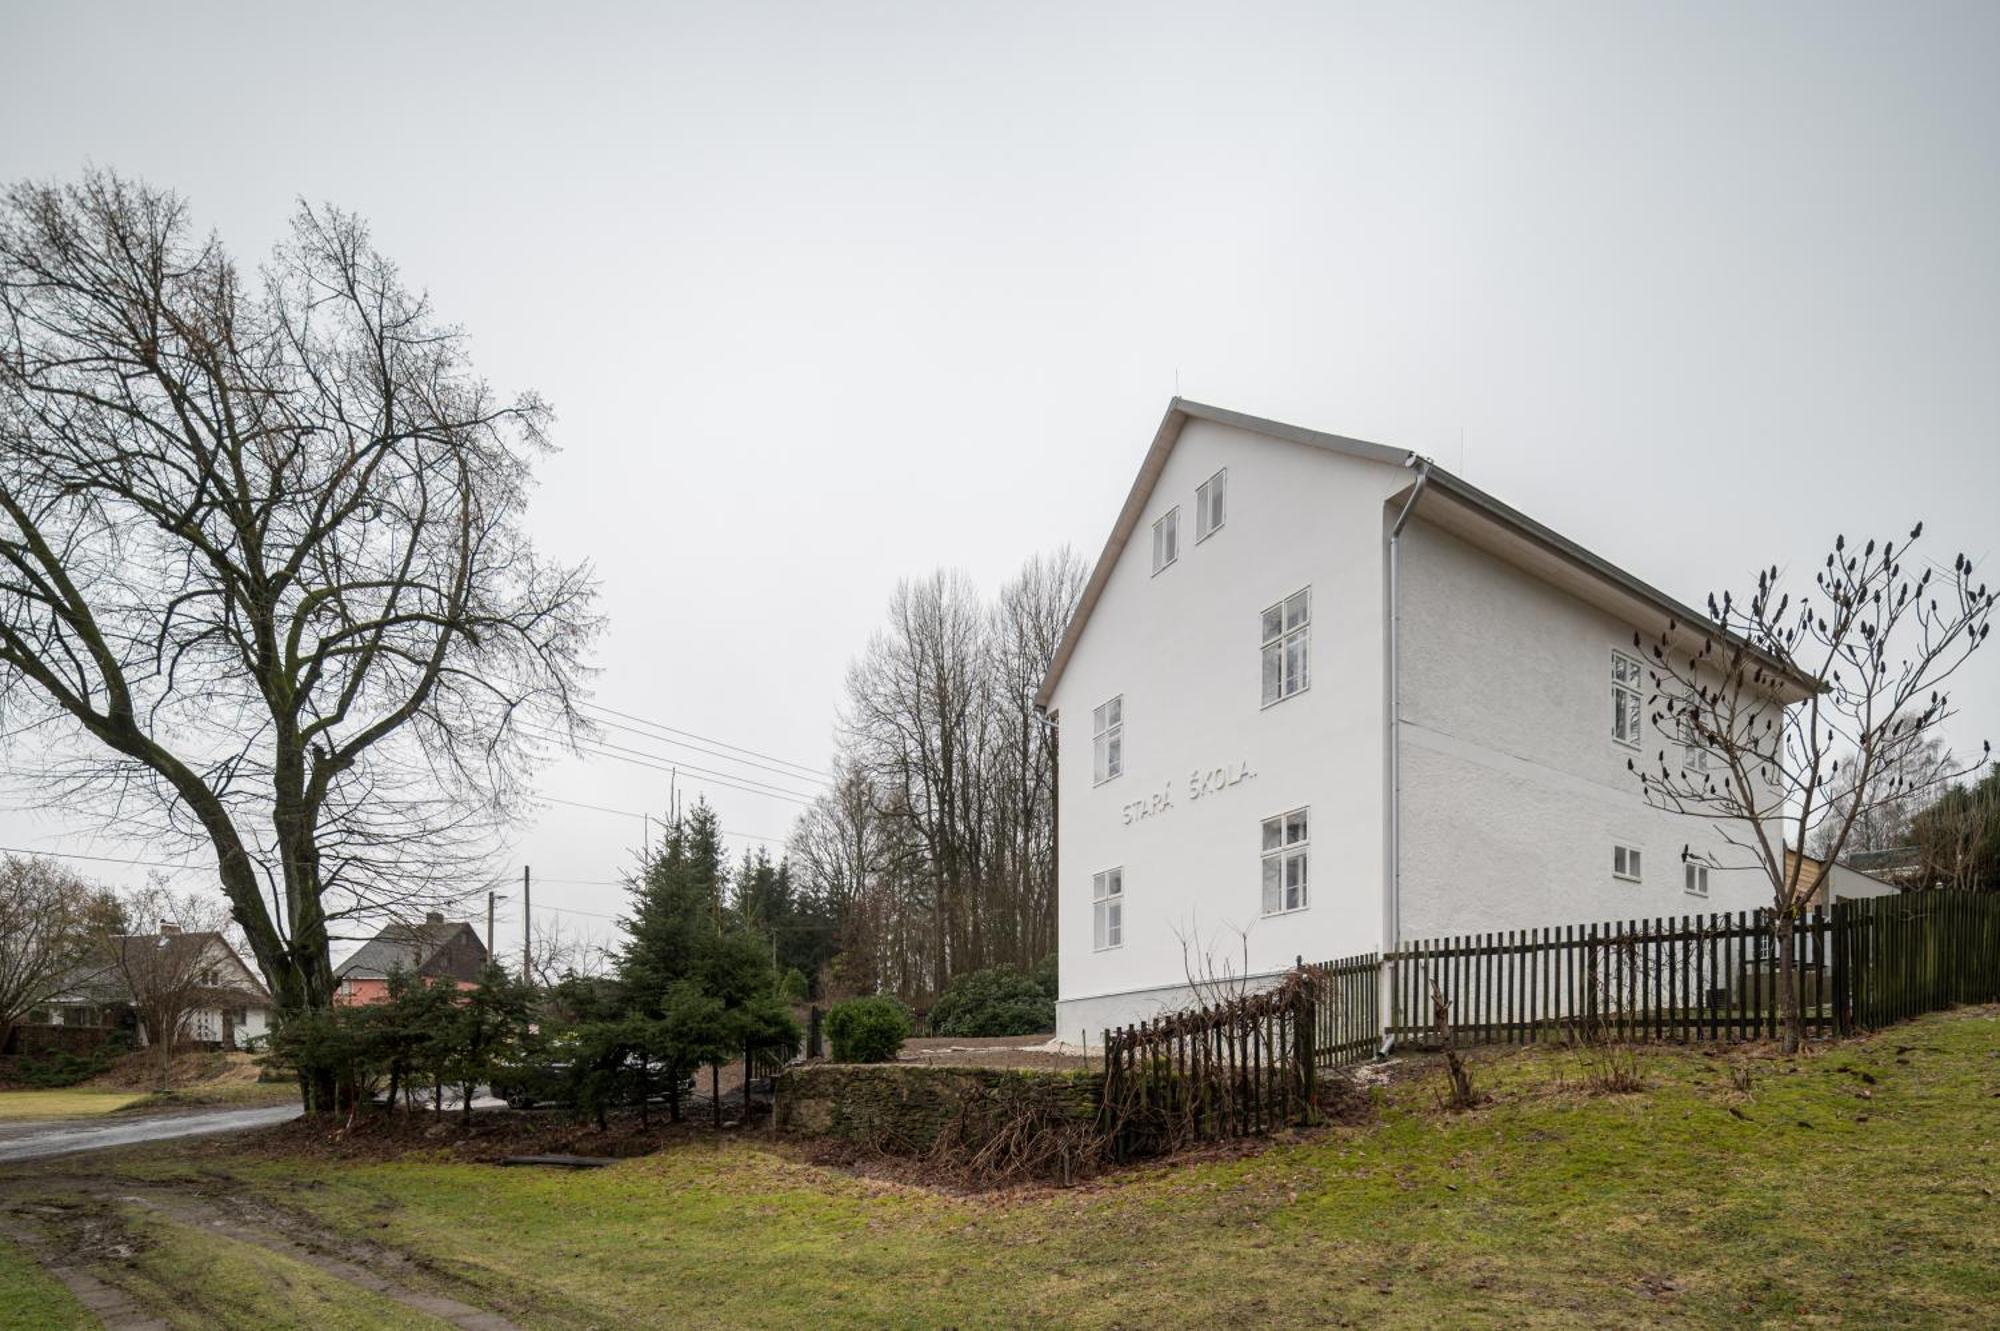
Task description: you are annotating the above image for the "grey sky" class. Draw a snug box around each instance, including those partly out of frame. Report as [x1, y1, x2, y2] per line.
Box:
[3, 2, 1996, 959]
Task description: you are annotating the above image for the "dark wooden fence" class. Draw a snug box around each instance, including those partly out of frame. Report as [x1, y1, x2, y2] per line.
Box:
[1843, 891, 2000, 1028]
[1386, 892, 2000, 1049]
[1099, 892, 1999, 1148]
[1300, 951, 1381, 1068]
[1387, 910, 1842, 1046]
[1100, 972, 1316, 1156]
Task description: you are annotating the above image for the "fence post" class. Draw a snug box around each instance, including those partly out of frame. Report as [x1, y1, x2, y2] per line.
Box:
[1584, 924, 1599, 1035]
[1295, 972, 1317, 1124]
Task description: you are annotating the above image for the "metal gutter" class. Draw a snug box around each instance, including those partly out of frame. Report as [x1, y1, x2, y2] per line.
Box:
[1380, 454, 1432, 1055]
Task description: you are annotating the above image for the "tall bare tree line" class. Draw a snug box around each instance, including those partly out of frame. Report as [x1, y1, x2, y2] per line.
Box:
[789, 550, 1084, 1002]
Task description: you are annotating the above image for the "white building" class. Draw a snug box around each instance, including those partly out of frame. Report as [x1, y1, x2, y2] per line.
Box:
[1039, 400, 1808, 1040]
[34, 927, 274, 1052]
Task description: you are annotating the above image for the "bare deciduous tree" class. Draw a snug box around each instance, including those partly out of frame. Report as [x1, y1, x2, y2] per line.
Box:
[526, 914, 610, 991]
[0, 172, 599, 1105]
[108, 886, 237, 1090]
[0, 855, 120, 1046]
[1805, 734, 1953, 858]
[1634, 524, 1993, 1051]
[801, 549, 1083, 1002]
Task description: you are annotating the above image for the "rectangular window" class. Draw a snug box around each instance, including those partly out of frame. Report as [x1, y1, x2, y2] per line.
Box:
[1091, 696, 1123, 784]
[1677, 713, 1711, 772]
[1613, 844, 1643, 882]
[1092, 868, 1123, 949]
[1260, 588, 1311, 706]
[1684, 862, 1710, 897]
[1151, 508, 1180, 574]
[1196, 469, 1227, 541]
[1260, 807, 1310, 914]
[1612, 651, 1643, 747]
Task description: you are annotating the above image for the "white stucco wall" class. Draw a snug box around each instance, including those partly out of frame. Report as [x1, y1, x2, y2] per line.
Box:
[1819, 862, 1900, 904]
[1050, 420, 1406, 1040]
[1395, 518, 1776, 935]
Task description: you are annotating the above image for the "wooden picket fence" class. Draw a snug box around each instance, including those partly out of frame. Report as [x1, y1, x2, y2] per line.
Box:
[1100, 971, 1316, 1157]
[1386, 909, 1842, 1046]
[1387, 892, 2000, 1048]
[1300, 951, 1382, 1068]
[1099, 891, 2000, 1148]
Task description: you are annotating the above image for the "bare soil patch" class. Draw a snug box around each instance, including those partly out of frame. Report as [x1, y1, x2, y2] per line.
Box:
[895, 1034, 1089, 1071]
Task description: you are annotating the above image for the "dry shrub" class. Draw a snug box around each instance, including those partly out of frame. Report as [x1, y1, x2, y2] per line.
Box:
[1428, 977, 1485, 1112]
[925, 1078, 1112, 1187]
[1570, 1037, 1648, 1095]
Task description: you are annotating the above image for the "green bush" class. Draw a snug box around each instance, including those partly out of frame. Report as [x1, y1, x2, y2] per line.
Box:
[927, 963, 1056, 1038]
[12, 1041, 122, 1088]
[824, 996, 911, 1063]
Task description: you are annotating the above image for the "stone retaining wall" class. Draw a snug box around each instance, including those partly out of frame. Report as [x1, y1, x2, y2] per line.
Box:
[774, 1063, 1104, 1153]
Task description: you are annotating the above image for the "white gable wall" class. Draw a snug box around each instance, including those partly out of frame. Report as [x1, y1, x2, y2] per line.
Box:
[1395, 517, 1775, 933]
[1051, 420, 1406, 1041]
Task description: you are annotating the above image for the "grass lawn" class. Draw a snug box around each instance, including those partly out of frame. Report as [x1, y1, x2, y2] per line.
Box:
[0, 1237, 93, 1331]
[12, 1007, 1999, 1328]
[0, 1089, 149, 1119]
[114, 1080, 301, 1113]
[108, 1212, 453, 1331]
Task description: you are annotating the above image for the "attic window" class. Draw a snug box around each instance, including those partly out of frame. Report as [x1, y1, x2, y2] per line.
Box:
[1196, 469, 1227, 541]
[1151, 508, 1179, 574]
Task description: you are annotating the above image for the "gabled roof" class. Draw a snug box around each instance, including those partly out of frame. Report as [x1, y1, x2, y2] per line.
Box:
[57, 932, 272, 1007]
[334, 917, 487, 982]
[1035, 398, 1819, 709]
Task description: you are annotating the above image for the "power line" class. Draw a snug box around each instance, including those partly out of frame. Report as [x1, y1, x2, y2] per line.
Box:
[0, 843, 203, 873]
[526, 724, 821, 806]
[581, 701, 829, 779]
[536, 795, 790, 846]
[579, 712, 832, 786]
[561, 724, 826, 799]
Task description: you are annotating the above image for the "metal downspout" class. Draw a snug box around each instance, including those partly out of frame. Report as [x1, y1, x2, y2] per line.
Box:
[1380, 455, 1433, 1056]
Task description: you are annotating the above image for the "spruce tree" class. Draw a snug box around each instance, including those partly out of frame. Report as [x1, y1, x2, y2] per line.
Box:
[617, 800, 729, 1012]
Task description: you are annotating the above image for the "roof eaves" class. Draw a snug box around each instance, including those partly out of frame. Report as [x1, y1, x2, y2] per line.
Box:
[1415, 467, 1821, 698]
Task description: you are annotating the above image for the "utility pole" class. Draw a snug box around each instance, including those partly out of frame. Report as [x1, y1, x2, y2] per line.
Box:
[487, 890, 497, 957]
[521, 864, 531, 985]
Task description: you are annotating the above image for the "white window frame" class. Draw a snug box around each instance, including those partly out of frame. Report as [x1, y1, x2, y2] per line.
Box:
[1151, 508, 1180, 574]
[1613, 843, 1643, 882]
[1611, 650, 1644, 748]
[1091, 696, 1123, 785]
[1677, 712, 1712, 772]
[1684, 861, 1710, 898]
[1260, 588, 1311, 708]
[1260, 807, 1311, 915]
[1196, 468, 1227, 542]
[1092, 868, 1124, 950]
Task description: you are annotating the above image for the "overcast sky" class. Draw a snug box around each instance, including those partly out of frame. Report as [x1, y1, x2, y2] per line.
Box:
[3, 2, 1996, 961]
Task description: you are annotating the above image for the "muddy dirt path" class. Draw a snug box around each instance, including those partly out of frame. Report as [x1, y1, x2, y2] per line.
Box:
[0, 1167, 521, 1330]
